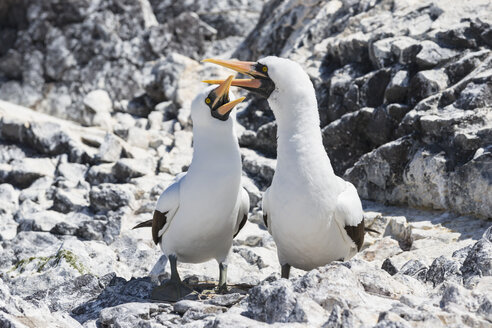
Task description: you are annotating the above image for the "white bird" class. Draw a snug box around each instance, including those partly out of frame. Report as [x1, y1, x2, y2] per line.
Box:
[203, 57, 364, 278]
[134, 76, 250, 300]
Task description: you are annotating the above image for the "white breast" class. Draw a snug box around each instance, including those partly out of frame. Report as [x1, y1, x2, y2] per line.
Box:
[268, 163, 354, 270]
[161, 129, 242, 264]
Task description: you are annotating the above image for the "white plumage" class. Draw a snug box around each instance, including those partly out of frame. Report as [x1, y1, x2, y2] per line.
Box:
[135, 81, 249, 300]
[258, 56, 364, 271]
[156, 86, 249, 264]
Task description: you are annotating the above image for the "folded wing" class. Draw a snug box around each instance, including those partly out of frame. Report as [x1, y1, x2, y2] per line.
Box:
[233, 187, 250, 238]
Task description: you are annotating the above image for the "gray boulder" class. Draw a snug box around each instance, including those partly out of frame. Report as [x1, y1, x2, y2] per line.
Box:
[89, 183, 135, 211]
[461, 226, 492, 282]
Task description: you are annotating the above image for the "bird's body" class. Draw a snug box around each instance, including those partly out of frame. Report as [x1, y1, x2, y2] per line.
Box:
[203, 56, 364, 276]
[263, 59, 363, 270]
[260, 57, 362, 270]
[265, 136, 360, 270]
[134, 78, 248, 300]
[159, 125, 244, 264]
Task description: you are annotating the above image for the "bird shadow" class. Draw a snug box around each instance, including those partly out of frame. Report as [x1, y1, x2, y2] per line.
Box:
[70, 272, 253, 326]
[70, 274, 159, 325]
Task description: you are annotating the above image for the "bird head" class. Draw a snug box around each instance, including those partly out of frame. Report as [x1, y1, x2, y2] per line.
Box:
[191, 75, 245, 126]
[201, 56, 311, 100]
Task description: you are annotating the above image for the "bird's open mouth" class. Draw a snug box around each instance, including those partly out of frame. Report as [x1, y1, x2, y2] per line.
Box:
[205, 75, 245, 121]
[202, 58, 275, 98]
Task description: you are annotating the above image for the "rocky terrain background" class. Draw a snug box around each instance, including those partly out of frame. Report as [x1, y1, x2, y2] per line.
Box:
[0, 0, 491, 327]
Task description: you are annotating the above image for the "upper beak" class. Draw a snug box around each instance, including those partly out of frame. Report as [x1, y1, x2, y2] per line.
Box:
[202, 58, 267, 78]
[211, 75, 246, 115]
[211, 75, 233, 108]
[202, 78, 262, 90]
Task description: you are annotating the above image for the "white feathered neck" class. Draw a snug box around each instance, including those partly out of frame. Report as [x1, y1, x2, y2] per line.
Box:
[188, 87, 240, 172]
[260, 56, 342, 193]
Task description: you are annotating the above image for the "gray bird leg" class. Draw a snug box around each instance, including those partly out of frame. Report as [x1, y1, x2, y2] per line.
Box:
[151, 255, 192, 302]
[281, 263, 291, 279]
[169, 255, 180, 282]
[217, 262, 228, 294]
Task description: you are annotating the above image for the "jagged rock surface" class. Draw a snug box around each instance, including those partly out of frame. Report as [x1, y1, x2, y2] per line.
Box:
[234, 0, 492, 219]
[1, 0, 491, 327]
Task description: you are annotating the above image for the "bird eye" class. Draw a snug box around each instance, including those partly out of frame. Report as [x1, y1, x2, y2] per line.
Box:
[205, 98, 211, 104]
[262, 66, 268, 72]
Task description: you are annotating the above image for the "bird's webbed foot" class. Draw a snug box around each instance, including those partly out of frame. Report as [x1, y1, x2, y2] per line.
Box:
[151, 279, 193, 302]
[215, 283, 229, 294]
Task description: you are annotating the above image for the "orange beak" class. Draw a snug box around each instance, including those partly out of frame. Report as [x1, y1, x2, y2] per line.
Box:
[210, 75, 246, 115]
[202, 58, 275, 98]
[201, 58, 268, 78]
[202, 78, 262, 90]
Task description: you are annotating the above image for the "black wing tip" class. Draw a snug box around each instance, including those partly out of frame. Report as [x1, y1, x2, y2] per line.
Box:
[345, 218, 365, 251]
[152, 210, 168, 245]
[233, 214, 248, 239]
[132, 219, 153, 229]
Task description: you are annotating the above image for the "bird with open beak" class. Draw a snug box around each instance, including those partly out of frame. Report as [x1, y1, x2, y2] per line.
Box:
[203, 57, 365, 279]
[133, 75, 250, 301]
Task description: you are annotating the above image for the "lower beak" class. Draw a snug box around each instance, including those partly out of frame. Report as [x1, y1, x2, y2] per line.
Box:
[217, 97, 246, 115]
[212, 75, 234, 108]
[212, 75, 246, 115]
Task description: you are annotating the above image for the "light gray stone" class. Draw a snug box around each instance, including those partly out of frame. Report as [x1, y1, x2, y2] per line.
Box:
[385, 70, 409, 104]
[126, 127, 149, 148]
[96, 133, 123, 163]
[241, 148, 276, 190]
[51, 187, 89, 214]
[0, 183, 19, 215]
[56, 162, 87, 183]
[89, 183, 135, 211]
[86, 163, 116, 185]
[390, 37, 422, 65]
[17, 210, 66, 232]
[112, 157, 156, 181]
[416, 40, 457, 69]
[99, 302, 171, 328]
[83, 90, 112, 114]
[6, 158, 56, 188]
[409, 69, 449, 104]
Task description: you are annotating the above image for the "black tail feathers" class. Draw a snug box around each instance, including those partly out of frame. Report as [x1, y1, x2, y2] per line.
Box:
[132, 219, 153, 229]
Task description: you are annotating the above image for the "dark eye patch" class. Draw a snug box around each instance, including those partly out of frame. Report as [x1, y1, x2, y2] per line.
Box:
[205, 92, 217, 109]
[255, 63, 269, 76]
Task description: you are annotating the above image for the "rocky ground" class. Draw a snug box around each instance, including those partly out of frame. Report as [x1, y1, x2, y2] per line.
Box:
[0, 0, 491, 327]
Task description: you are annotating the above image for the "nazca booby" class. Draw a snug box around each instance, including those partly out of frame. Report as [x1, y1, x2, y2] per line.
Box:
[134, 76, 250, 300]
[203, 57, 364, 278]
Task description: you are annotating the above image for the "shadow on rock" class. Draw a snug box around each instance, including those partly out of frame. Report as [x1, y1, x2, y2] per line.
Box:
[70, 274, 157, 324]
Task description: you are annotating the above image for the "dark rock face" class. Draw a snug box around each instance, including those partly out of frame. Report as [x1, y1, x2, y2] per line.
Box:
[246, 279, 307, 323]
[0, 0, 261, 125]
[426, 256, 461, 287]
[381, 258, 398, 276]
[399, 259, 428, 282]
[0, 0, 491, 327]
[2, 0, 487, 217]
[461, 226, 492, 282]
[232, 0, 492, 219]
[89, 183, 135, 211]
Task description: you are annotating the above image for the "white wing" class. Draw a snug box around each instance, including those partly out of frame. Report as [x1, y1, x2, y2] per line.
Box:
[335, 178, 364, 227]
[154, 173, 186, 242]
[233, 187, 250, 238]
